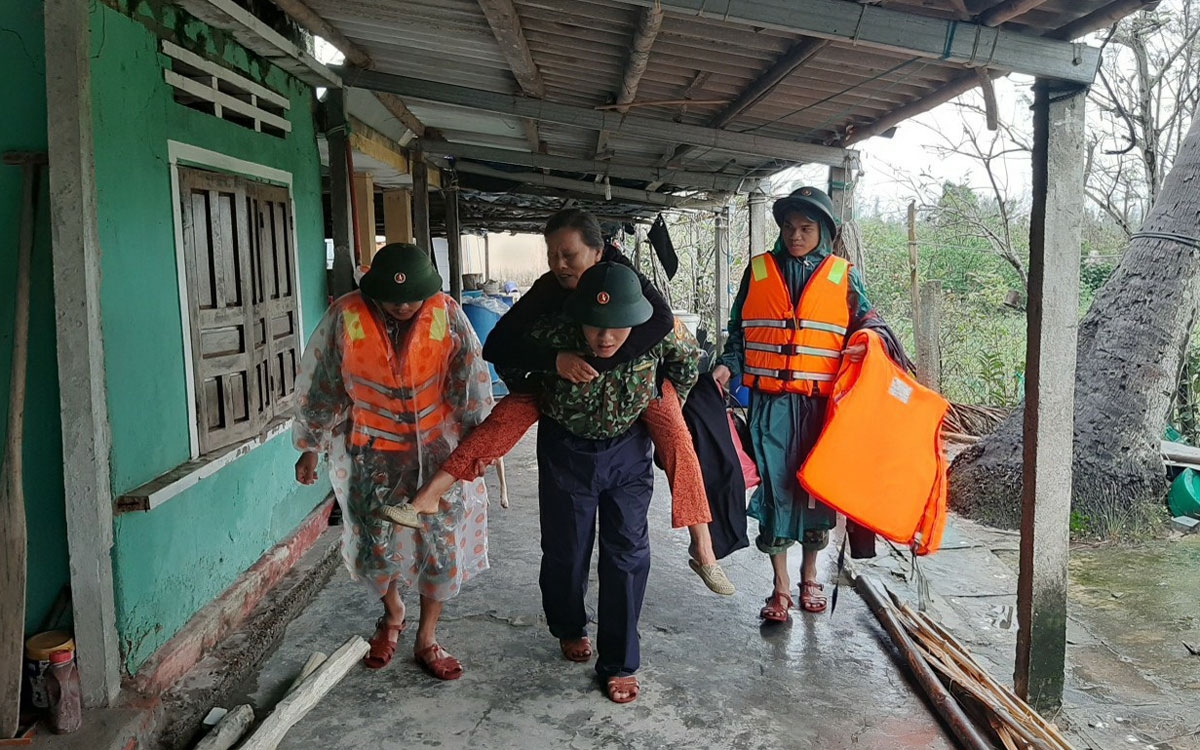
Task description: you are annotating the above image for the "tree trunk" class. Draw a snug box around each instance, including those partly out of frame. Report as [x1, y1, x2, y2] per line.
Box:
[949, 112, 1200, 537]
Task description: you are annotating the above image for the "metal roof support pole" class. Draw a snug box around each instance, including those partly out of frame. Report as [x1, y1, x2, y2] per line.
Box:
[1016, 79, 1086, 713]
[326, 88, 355, 297]
[714, 203, 732, 354]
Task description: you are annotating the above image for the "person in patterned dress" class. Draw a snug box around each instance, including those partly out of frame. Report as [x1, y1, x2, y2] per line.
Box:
[292, 243, 493, 679]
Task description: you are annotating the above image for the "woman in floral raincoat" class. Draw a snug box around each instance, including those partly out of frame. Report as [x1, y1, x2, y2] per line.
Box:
[293, 243, 493, 680]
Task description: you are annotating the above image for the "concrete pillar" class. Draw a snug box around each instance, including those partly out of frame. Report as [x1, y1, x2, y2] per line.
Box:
[44, 0, 121, 707]
[715, 204, 731, 353]
[828, 164, 853, 224]
[411, 154, 432, 253]
[916, 280, 942, 390]
[383, 189, 413, 244]
[444, 173, 462, 302]
[748, 185, 768, 256]
[326, 88, 355, 296]
[484, 233, 491, 281]
[1015, 80, 1086, 712]
[352, 172, 376, 263]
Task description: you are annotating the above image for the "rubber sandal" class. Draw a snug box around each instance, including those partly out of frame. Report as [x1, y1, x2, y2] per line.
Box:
[559, 637, 593, 663]
[415, 643, 463, 680]
[363, 617, 407, 669]
[380, 502, 421, 529]
[688, 559, 735, 596]
[605, 675, 640, 704]
[800, 581, 828, 613]
[759, 591, 793, 623]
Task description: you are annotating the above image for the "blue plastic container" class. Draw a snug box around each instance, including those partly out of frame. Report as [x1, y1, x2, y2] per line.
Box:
[462, 302, 502, 386]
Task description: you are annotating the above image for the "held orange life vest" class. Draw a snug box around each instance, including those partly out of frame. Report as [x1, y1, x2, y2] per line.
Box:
[339, 292, 456, 452]
[740, 253, 851, 397]
[798, 328, 950, 555]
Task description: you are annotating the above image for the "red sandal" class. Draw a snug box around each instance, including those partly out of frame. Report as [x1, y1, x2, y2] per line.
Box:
[800, 581, 828, 613]
[415, 643, 464, 681]
[363, 617, 407, 670]
[605, 675, 640, 704]
[759, 591, 793, 623]
[560, 637, 593, 663]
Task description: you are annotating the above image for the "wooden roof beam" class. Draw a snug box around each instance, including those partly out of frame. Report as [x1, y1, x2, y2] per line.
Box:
[619, 0, 1101, 84]
[265, 0, 371, 67]
[978, 0, 1051, 28]
[418, 139, 745, 192]
[341, 67, 858, 168]
[452, 161, 700, 207]
[711, 37, 828, 128]
[595, 6, 664, 161]
[374, 92, 425, 138]
[476, 0, 546, 99]
[1048, 0, 1160, 41]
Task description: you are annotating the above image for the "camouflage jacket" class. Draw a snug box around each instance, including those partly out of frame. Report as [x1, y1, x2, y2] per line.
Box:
[501, 316, 701, 440]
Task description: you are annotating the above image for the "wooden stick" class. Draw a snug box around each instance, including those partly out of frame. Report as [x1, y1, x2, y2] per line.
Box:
[856, 576, 994, 750]
[193, 704, 255, 750]
[0, 153, 44, 739]
[284, 652, 327, 696]
[238, 636, 368, 750]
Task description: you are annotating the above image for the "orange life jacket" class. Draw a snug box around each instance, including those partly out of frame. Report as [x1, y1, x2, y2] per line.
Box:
[740, 253, 851, 397]
[339, 292, 455, 451]
[798, 329, 950, 555]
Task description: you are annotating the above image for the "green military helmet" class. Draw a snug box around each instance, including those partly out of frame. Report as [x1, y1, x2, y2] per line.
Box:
[772, 186, 838, 240]
[565, 262, 653, 329]
[358, 243, 443, 304]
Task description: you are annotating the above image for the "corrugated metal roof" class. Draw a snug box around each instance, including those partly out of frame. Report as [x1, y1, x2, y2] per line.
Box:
[292, 0, 1147, 221]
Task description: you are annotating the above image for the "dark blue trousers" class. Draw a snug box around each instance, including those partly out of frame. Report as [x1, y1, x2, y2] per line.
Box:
[537, 417, 653, 678]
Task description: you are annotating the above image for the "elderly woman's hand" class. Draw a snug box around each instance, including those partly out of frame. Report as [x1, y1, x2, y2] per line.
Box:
[711, 364, 732, 392]
[843, 343, 867, 363]
[295, 451, 319, 485]
[557, 352, 599, 384]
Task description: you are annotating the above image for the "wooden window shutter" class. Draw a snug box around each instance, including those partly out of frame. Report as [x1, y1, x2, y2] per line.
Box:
[179, 168, 260, 453]
[252, 183, 301, 410]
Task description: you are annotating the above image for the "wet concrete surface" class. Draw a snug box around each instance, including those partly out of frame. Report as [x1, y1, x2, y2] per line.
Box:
[239, 427, 956, 750]
[855, 519, 1200, 750]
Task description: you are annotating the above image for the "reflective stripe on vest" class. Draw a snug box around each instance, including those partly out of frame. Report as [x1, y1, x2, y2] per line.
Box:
[740, 253, 852, 396]
[339, 292, 456, 450]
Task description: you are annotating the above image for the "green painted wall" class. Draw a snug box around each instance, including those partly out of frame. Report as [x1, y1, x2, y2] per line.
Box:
[0, 0, 72, 635]
[90, 2, 330, 672]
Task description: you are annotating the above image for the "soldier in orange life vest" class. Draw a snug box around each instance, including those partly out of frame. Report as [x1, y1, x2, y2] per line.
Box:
[292, 243, 494, 680]
[712, 187, 905, 621]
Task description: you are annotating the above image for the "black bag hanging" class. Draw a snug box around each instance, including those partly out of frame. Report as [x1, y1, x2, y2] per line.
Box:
[647, 214, 679, 280]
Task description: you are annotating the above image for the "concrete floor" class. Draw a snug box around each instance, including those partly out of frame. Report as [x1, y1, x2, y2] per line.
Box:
[244, 427, 955, 750]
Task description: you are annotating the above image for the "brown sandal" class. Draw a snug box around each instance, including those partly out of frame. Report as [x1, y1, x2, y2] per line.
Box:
[759, 591, 793, 623]
[363, 617, 407, 669]
[415, 643, 464, 680]
[605, 675, 640, 704]
[559, 637, 593, 663]
[800, 581, 828, 613]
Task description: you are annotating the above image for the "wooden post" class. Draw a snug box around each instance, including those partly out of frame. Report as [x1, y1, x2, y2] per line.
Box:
[714, 204, 731, 353]
[383, 189, 413, 244]
[1015, 80, 1085, 712]
[915, 280, 942, 390]
[351, 172, 376, 263]
[444, 172, 462, 302]
[411, 154, 432, 253]
[907, 200, 920, 329]
[44, 0, 122, 707]
[326, 88, 355, 296]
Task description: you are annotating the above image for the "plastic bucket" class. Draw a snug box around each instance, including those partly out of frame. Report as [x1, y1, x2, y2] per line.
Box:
[673, 311, 702, 337]
[462, 302, 503, 385]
